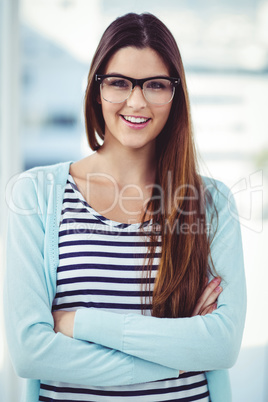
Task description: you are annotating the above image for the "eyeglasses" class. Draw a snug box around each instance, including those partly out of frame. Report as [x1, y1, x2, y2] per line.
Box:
[95, 74, 180, 105]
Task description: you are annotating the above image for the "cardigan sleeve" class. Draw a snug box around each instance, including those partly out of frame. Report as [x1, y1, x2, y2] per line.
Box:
[4, 172, 179, 386]
[73, 179, 247, 372]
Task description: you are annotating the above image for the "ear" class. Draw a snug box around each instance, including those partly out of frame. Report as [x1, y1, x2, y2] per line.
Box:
[97, 94, 102, 104]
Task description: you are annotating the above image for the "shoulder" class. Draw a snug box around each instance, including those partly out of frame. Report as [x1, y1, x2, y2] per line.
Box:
[10, 161, 72, 189]
[21, 160, 72, 183]
[6, 161, 72, 213]
[201, 175, 237, 212]
[201, 175, 231, 198]
[200, 175, 241, 239]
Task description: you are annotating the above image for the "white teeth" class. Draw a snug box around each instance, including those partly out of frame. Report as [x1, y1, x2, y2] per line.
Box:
[123, 115, 149, 124]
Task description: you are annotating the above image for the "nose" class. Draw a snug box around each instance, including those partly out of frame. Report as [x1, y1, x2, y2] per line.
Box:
[126, 85, 147, 109]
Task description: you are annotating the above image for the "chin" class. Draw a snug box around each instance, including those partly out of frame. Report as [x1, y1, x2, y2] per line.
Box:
[121, 138, 153, 150]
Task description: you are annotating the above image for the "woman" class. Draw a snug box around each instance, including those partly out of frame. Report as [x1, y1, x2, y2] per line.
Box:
[4, 12, 246, 402]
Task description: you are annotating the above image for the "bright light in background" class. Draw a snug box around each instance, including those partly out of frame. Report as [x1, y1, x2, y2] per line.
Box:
[257, 2, 268, 44]
[21, 0, 268, 70]
[21, 0, 102, 62]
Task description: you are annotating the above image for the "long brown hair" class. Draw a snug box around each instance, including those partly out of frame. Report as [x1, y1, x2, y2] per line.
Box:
[84, 13, 217, 318]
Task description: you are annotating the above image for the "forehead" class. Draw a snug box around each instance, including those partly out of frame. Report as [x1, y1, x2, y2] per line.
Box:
[104, 47, 170, 77]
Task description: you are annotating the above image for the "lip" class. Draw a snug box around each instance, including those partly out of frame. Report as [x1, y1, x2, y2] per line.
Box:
[120, 115, 151, 130]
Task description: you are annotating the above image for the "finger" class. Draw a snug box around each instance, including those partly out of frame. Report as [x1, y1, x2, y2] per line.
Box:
[192, 277, 221, 316]
[200, 303, 217, 316]
[192, 278, 220, 315]
[201, 285, 222, 311]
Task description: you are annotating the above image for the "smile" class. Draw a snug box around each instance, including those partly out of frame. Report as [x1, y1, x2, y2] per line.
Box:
[121, 115, 151, 124]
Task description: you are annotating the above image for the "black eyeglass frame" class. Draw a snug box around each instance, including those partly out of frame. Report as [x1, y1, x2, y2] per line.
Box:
[96, 74, 180, 88]
[95, 74, 181, 104]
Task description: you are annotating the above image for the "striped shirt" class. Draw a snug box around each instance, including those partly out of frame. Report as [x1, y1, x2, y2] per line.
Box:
[39, 174, 210, 402]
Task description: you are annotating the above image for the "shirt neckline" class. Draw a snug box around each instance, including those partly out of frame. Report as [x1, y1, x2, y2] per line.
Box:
[67, 173, 152, 230]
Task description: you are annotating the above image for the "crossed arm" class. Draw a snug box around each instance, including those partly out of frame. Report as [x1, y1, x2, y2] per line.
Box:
[4, 174, 246, 385]
[53, 277, 223, 338]
[52, 183, 246, 373]
[52, 277, 231, 373]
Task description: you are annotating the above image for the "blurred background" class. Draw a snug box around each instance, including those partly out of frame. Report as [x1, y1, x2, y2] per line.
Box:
[0, 0, 267, 401]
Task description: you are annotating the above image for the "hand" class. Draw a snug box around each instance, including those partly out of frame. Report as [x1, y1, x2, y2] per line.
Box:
[178, 278, 222, 376]
[52, 310, 76, 338]
[192, 277, 222, 317]
[52, 278, 222, 339]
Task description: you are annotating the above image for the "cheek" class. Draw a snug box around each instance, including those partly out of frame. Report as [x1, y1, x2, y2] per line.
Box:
[101, 102, 120, 120]
[157, 105, 172, 126]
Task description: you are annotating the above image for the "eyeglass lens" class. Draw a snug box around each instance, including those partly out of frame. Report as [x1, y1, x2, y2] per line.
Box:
[100, 77, 175, 105]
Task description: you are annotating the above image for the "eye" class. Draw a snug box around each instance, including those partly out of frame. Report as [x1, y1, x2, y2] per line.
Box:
[146, 80, 167, 89]
[105, 78, 130, 89]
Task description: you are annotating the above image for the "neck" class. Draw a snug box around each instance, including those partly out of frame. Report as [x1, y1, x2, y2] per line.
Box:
[91, 141, 157, 189]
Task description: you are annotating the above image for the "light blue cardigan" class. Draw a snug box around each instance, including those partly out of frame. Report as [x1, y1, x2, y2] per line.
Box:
[4, 161, 246, 402]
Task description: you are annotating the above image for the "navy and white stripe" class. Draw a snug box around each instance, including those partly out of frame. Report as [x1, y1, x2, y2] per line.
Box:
[39, 174, 210, 402]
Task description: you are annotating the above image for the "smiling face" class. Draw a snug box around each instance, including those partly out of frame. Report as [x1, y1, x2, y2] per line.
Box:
[99, 46, 173, 152]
